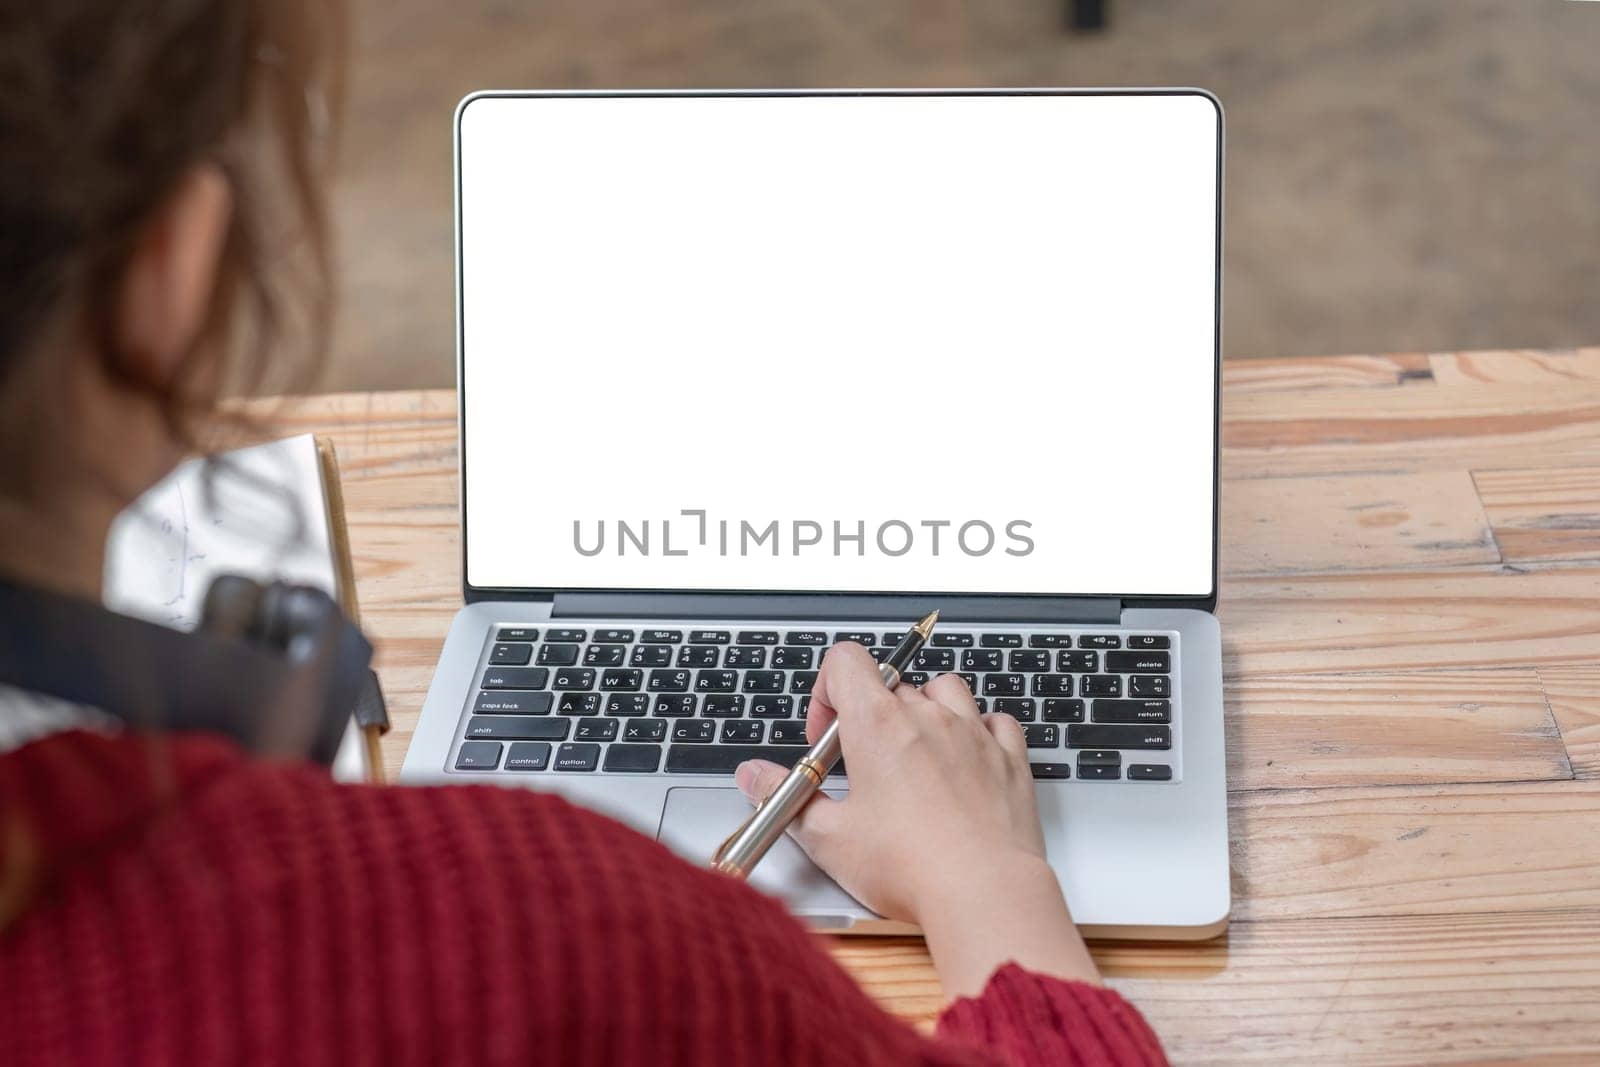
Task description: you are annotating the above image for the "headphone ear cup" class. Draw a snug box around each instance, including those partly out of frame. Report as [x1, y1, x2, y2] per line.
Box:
[200, 575, 265, 641]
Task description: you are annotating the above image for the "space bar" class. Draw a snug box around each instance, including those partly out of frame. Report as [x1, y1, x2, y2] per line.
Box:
[665, 746, 845, 776]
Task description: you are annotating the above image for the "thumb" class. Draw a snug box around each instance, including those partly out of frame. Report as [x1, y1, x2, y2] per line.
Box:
[733, 759, 845, 865]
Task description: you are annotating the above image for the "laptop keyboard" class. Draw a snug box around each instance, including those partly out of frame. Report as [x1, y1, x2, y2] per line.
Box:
[451, 625, 1179, 782]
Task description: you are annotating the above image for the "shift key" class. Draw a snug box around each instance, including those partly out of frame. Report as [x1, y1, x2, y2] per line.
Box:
[463, 716, 570, 741]
[1067, 724, 1171, 750]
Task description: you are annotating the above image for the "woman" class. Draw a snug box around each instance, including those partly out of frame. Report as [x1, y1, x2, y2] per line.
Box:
[0, 3, 1168, 1064]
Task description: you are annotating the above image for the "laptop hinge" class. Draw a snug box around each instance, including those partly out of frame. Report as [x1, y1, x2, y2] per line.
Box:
[553, 593, 1123, 625]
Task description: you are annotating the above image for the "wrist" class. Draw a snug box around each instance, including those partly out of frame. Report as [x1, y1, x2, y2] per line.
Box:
[912, 850, 1101, 999]
[912, 848, 1059, 927]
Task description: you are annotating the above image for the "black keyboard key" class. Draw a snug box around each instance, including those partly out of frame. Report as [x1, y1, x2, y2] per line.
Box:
[624, 719, 668, 742]
[497, 627, 539, 642]
[454, 740, 502, 770]
[647, 669, 692, 692]
[594, 628, 635, 643]
[666, 745, 843, 775]
[880, 632, 906, 646]
[1028, 634, 1074, 648]
[702, 694, 747, 718]
[726, 646, 767, 668]
[642, 629, 683, 644]
[981, 633, 1023, 647]
[743, 670, 785, 693]
[797, 696, 812, 717]
[963, 649, 1004, 672]
[1056, 650, 1098, 673]
[504, 742, 550, 771]
[1079, 634, 1122, 649]
[465, 716, 569, 741]
[1130, 675, 1172, 698]
[672, 720, 716, 743]
[1128, 635, 1171, 650]
[600, 669, 642, 691]
[1108, 651, 1171, 674]
[654, 694, 697, 717]
[552, 667, 596, 691]
[1021, 724, 1060, 748]
[695, 670, 738, 692]
[605, 694, 650, 717]
[914, 648, 955, 671]
[546, 629, 588, 643]
[556, 693, 602, 716]
[769, 721, 809, 745]
[983, 673, 1025, 697]
[631, 645, 673, 667]
[974, 698, 989, 712]
[956, 672, 979, 691]
[554, 742, 600, 771]
[603, 743, 663, 773]
[689, 630, 731, 644]
[1094, 699, 1172, 724]
[481, 667, 550, 690]
[537, 644, 581, 667]
[1031, 674, 1073, 697]
[1029, 762, 1071, 780]
[722, 720, 764, 743]
[1008, 650, 1050, 672]
[993, 698, 1037, 721]
[1042, 698, 1087, 723]
[750, 695, 794, 719]
[678, 646, 720, 668]
[1068, 724, 1171, 750]
[583, 645, 626, 667]
[868, 647, 892, 663]
[473, 691, 553, 715]
[1076, 749, 1121, 779]
[932, 632, 974, 647]
[490, 642, 533, 666]
[834, 632, 877, 646]
[575, 717, 619, 741]
[1080, 675, 1122, 698]
[771, 647, 814, 669]
[902, 671, 931, 686]
[785, 631, 828, 646]
[1129, 763, 1173, 781]
[738, 631, 779, 645]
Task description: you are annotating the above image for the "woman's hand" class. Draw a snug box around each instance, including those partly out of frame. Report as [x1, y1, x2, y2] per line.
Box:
[735, 642, 1101, 997]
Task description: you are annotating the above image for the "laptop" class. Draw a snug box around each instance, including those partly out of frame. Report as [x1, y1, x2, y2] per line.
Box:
[401, 88, 1230, 939]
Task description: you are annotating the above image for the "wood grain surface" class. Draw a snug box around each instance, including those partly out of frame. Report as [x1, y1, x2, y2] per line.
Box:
[254, 348, 1600, 1064]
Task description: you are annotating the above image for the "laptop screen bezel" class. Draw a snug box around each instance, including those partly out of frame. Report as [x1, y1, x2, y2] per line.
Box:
[454, 88, 1224, 612]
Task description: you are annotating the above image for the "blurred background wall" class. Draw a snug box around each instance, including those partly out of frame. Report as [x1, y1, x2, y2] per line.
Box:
[328, 0, 1600, 391]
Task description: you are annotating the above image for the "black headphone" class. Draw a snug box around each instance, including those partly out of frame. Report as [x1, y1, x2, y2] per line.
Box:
[0, 573, 382, 766]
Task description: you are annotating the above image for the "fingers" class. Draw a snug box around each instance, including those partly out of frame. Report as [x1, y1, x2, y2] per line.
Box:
[807, 642, 892, 745]
[733, 759, 844, 867]
[921, 672, 980, 717]
[983, 711, 1029, 764]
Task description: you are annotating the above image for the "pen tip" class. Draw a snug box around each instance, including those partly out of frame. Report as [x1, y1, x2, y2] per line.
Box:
[914, 610, 939, 638]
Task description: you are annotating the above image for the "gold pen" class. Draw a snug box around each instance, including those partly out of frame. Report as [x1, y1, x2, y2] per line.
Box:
[710, 610, 939, 879]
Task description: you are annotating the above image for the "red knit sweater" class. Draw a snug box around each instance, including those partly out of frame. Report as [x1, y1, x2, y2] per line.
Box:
[0, 731, 1168, 1066]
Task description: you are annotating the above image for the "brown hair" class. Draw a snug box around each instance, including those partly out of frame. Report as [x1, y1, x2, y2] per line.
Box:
[0, 0, 344, 931]
[0, 0, 345, 439]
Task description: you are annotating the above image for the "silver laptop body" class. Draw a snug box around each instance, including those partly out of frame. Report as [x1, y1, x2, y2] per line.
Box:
[402, 88, 1230, 939]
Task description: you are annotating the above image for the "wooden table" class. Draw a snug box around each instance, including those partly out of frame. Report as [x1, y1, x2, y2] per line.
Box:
[258, 347, 1600, 1064]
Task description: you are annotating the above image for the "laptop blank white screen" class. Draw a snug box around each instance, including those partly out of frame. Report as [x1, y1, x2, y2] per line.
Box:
[459, 92, 1220, 597]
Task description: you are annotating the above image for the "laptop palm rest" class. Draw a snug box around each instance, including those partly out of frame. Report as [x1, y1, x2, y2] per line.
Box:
[656, 787, 870, 926]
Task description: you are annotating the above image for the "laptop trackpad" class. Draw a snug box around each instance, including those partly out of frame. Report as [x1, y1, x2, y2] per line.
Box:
[657, 787, 868, 923]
